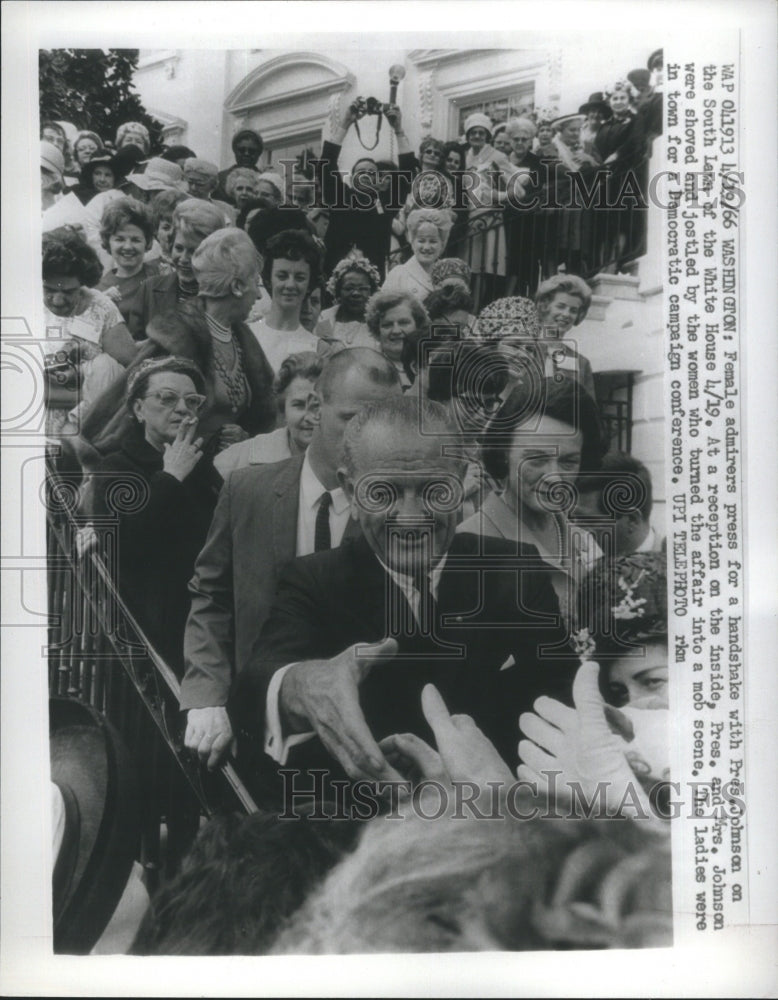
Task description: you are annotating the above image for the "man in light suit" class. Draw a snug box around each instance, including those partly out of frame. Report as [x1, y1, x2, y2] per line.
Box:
[231, 396, 576, 797]
[181, 348, 402, 766]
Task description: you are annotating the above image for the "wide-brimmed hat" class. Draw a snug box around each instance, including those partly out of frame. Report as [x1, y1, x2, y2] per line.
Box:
[183, 158, 219, 182]
[463, 112, 493, 139]
[647, 48, 663, 72]
[578, 92, 613, 119]
[127, 156, 185, 192]
[50, 697, 141, 954]
[41, 140, 65, 183]
[80, 154, 120, 189]
[551, 113, 585, 133]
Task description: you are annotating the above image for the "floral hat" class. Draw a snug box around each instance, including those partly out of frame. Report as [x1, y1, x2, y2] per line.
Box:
[473, 296, 541, 340]
[574, 552, 668, 661]
[326, 248, 382, 300]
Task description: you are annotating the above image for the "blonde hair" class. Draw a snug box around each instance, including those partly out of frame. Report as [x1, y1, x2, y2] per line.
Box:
[172, 199, 227, 245]
[505, 117, 537, 140]
[190, 228, 260, 298]
[406, 207, 453, 243]
[535, 274, 592, 324]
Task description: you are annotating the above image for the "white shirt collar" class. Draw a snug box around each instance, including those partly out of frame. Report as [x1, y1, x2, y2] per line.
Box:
[300, 450, 349, 514]
[377, 551, 448, 601]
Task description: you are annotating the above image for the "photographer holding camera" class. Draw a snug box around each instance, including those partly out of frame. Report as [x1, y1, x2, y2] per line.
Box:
[319, 100, 415, 280]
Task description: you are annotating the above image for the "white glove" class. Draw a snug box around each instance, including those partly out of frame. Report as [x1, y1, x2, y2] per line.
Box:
[518, 661, 655, 818]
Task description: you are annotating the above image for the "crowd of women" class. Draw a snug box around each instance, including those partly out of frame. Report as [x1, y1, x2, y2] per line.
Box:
[42, 49, 672, 955]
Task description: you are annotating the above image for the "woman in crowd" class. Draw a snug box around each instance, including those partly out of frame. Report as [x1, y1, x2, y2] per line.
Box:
[300, 281, 324, 333]
[381, 208, 451, 300]
[43, 228, 138, 436]
[214, 351, 323, 478]
[225, 168, 260, 215]
[90, 357, 222, 669]
[472, 296, 543, 391]
[149, 189, 189, 271]
[534, 273, 596, 397]
[115, 121, 151, 157]
[72, 131, 105, 170]
[249, 228, 321, 371]
[72, 152, 119, 205]
[315, 250, 381, 352]
[81, 228, 276, 464]
[137, 198, 227, 330]
[97, 196, 161, 338]
[41, 141, 65, 212]
[392, 137, 454, 248]
[365, 289, 429, 390]
[459, 376, 603, 625]
[462, 113, 516, 303]
[424, 283, 477, 338]
[214, 128, 264, 205]
[439, 141, 470, 258]
[520, 553, 670, 811]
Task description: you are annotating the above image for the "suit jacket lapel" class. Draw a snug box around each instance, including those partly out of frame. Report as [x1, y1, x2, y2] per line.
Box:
[272, 455, 304, 569]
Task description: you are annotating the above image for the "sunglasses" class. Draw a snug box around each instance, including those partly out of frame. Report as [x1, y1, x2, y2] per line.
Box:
[143, 390, 206, 413]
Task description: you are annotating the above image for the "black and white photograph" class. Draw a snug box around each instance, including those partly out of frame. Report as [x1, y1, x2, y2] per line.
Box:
[1, 2, 776, 996]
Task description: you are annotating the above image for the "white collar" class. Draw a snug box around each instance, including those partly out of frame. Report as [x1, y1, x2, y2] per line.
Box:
[300, 450, 348, 514]
[378, 551, 448, 601]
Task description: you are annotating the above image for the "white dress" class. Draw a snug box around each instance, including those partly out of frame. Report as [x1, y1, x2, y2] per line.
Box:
[248, 318, 318, 373]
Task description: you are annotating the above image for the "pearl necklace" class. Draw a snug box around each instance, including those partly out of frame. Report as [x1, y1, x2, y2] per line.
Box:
[205, 313, 233, 343]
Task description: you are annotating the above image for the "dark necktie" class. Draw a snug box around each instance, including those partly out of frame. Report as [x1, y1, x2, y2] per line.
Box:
[314, 490, 332, 552]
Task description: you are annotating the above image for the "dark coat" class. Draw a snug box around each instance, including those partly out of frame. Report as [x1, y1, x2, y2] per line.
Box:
[180, 456, 363, 711]
[91, 424, 223, 670]
[231, 532, 576, 781]
[321, 140, 415, 279]
[79, 300, 276, 468]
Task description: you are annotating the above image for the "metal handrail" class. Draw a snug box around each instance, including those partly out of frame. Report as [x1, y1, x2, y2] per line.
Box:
[46, 461, 258, 823]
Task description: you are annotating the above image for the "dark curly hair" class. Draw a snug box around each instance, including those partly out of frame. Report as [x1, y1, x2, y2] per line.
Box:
[480, 377, 604, 483]
[424, 283, 475, 321]
[42, 227, 104, 288]
[261, 228, 321, 293]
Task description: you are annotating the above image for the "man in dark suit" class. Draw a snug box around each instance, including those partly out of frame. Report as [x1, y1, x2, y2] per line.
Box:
[181, 348, 402, 766]
[232, 396, 576, 795]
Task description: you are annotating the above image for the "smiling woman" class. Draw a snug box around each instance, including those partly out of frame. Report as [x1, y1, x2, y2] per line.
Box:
[248, 228, 321, 372]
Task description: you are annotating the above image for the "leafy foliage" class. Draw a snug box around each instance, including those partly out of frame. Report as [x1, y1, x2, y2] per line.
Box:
[39, 49, 163, 152]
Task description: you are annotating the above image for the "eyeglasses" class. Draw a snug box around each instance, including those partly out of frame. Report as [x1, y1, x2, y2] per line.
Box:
[143, 390, 207, 413]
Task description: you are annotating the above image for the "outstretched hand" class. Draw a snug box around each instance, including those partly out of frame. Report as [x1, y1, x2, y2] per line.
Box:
[280, 638, 405, 783]
[380, 683, 514, 788]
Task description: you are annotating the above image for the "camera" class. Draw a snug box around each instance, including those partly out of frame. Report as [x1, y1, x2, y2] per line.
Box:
[351, 96, 386, 119]
[45, 348, 79, 387]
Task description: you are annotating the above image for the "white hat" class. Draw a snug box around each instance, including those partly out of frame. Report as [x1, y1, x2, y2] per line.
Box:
[41, 140, 65, 182]
[127, 157, 185, 192]
[257, 170, 286, 198]
[463, 112, 493, 138]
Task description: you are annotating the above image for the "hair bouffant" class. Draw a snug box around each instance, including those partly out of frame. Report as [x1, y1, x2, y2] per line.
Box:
[273, 351, 324, 412]
[365, 289, 430, 340]
[42, 227, 104, 288]
[99, 195, 154, 250]
[534, 274, 592, 325]
[480, 377, 604, 483]
[261, 228, 321, 294]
